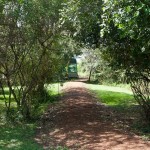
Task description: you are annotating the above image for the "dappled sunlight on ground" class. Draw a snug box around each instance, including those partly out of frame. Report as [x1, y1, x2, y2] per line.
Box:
[35, 81, 150, 150]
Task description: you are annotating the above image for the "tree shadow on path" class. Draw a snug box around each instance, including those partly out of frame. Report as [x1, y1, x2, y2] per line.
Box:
[35, 82, 150, 150]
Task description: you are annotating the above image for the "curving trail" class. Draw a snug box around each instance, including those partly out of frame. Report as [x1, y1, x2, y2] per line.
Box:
[35, 81, 150, 150]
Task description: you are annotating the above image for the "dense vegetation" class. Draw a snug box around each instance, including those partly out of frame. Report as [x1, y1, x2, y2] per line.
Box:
[0, 0, 79, 119]
[0, 0, 149, 137]
[60, 0, 150, 122]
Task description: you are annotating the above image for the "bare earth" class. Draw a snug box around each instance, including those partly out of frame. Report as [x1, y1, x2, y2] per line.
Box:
[35, 81, 150, 150]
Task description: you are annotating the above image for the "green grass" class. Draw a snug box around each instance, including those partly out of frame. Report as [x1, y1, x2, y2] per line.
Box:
[93, 90, 137, 113]
[0, 124, 43, 150]
[94, 90, 135, 106]
[87, 83, 137, 114]
[87, 83, 138, 116]
[87, 84, 133, 95]
[0, 83, 64, 150]
[0, 98, 42, 150]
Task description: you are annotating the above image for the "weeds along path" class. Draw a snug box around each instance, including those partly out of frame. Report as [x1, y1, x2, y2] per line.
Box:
[35, 81, 150, 150]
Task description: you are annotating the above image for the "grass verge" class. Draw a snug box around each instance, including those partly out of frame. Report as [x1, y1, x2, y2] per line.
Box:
[0, 123, 43, 150]
[87, 84, 150, 140]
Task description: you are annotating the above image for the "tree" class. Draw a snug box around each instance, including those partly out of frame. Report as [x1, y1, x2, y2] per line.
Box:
[80, 48, 100, 82]
[0, 0, 75, 119]
[60, 0, 103, 47]
[101, 0, 150, 122]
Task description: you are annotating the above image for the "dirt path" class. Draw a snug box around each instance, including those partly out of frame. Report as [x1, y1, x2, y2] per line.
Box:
[35, 81, 150, 150]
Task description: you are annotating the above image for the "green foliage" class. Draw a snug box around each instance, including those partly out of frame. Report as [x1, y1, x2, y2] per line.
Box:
[31, 85, 61, 119]
[0, 84, 61, 123]
[0, 0, 78, 119]
[101, 0, 150, 71]
[80, 47, 126, 84]
[132, 122, 150, 141]
[101, 0, 150, 122]
[60, 0, 102, 47]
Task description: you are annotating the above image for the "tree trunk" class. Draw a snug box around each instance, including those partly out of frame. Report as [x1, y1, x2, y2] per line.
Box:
[88, 67, 93, 82]
[21, 95, 31, 120]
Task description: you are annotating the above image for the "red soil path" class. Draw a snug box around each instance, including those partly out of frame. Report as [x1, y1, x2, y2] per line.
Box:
[35, 81, 150, 150]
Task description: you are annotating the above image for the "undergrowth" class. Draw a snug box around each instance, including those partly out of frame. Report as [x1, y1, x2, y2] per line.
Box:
[0, 84, 63, 150]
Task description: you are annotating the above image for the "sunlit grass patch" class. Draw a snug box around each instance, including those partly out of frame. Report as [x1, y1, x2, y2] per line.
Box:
[94, 90, 135, 106]
[86, 84, 133, 95]
[87, 84, 137, 112]
[93, 90, 137, 114]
